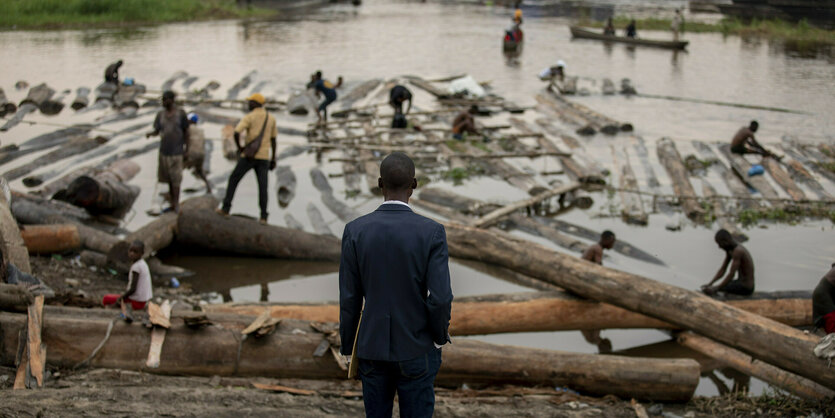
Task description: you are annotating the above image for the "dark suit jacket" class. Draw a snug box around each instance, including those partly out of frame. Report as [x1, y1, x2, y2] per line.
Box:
[339, 203, 453, 362]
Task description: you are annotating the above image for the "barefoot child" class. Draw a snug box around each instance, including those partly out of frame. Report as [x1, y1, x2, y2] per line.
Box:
[102, 240, 152, 322]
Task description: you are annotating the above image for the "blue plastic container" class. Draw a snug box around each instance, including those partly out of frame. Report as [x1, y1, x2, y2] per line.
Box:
[747, 164, 765, 177]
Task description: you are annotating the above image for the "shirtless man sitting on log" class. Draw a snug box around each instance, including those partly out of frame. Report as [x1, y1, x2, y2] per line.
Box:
[702, 229, 755, 296]
[452, 106, 480, 140]
[580, 230, 616, 353]
[730, 120, 781, 160]
[813, 263, 835, 334]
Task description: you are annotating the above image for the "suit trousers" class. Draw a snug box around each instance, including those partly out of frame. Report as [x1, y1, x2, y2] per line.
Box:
[222, 157, 269, 219]
[358, 347, 442, 418]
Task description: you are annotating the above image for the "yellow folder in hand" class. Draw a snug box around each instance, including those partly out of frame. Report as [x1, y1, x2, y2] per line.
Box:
[348, 310, 362, 379]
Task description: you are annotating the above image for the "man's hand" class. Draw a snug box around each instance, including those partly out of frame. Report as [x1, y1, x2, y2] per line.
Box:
[269, 160, 276, 171]
[145, 131, 156, 138]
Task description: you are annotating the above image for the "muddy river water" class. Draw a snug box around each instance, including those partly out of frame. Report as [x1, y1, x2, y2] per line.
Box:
[1, 0, 834, 396]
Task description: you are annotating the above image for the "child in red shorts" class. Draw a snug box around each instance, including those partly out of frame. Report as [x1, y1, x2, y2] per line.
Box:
[102, 240, 152, 323]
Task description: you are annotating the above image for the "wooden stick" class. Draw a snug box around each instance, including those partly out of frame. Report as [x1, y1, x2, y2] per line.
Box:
[637, 93, 809, 115]
[677, 331, 835, 400]
[470, 183, 581, 228]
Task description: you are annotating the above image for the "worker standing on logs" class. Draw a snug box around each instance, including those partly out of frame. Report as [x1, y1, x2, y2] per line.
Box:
[671, 9, 683, 42]
[730, 121, 782, 160]
[813, 263, 835, 334]
[104, 60, 123, 85]
[309, 71, 343, 124]
[604, 18, 615, 36]
[452, 105, 480, 140]
[217, 93, 278, 224]
[580, 230, 615, 353]
[102, 240, 152, 323]
[340, 152, 452, 418]
[626, 20, 637, 38]
[184, 112, 212, 194]
[146, 91, 189, 213]
[702, 229, 755, 296]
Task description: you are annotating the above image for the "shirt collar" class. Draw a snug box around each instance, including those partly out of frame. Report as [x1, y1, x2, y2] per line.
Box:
[381, 200, 411, 210]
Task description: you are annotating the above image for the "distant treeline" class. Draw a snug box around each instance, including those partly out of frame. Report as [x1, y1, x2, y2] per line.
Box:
[0, 0, 275, 29]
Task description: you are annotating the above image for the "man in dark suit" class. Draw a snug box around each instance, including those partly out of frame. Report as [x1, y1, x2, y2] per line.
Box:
[340, 152, 453, 418]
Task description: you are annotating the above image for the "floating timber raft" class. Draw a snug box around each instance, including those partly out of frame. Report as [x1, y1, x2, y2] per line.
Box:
[570, 26, 689, 50]
[205, 290, 812, 334]
[0, 308, 700, 401]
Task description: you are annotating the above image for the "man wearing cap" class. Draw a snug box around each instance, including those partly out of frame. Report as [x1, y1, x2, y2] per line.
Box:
[217, 93, 278, 224]
[185, 112, 212, 194]
[146, 90, 189, 213]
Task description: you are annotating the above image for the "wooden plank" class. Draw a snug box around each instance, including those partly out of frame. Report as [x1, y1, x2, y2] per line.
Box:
[26, 295, 45, 388]
[252, 382, 317, 396]
[470, 182, 581, 228]
[677, 331, 835, 400]
[146, 300, 172, 369]
[718, 144, 784, 208]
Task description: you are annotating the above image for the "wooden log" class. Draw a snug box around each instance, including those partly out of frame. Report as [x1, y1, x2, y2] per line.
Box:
[225, 70, 255, 101]
[38, 90, 69, 116]
[3, 136, 106, 181]
[10, 197, 119, 254]
[656, 138, 704, 220]
[470, 182, 581, 228]
[19, 224, 81, 254]
[406, 77, 450, 99]
[176, 197, 340, 261]
[0, 283, 33, 313]
[283, 214, 304, 231]
[0, 310, 700, 401]
[700, 180, 748, 243]
[208, 290, 811, 334]
[0, 88, 17, 117]
[114, 84, 147, 110]
[0, 192, 31, 273]
[19, 84, 55, 108]
[761, 158, 806, 201]
[306, 203, 334, 237]
[441, 223, 835, 389]
[275, 165, 296, 208]
[611, 145, 648, 225]
[537, 92, 598, 135]
[718, 144, 784, 208]
[0, 104, 37, 132]
[106, 212, 177, 267]
[677, 331, 835, 400]
[331, 79, 383, 118]
[55, 163, 141, 218]
[547, 91, 632, 133]
[778, 145, 833, 201]
[287, 90, 315, 115]
[692, 141, 759, 210]
[508, 118, 600, 184]
[71, 87, 90, 110]
[631, 136, 661, 189]
[780, 140, 835, 185]
[532, 216, 666, 265]
[161, 71, 189, 92]
[533, 119, 608, 181]
[358, 148, 382, 196]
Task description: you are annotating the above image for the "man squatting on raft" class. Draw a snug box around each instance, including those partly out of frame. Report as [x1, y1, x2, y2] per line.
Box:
[580, 230, 616, 353]
[702, 229, 755, 296]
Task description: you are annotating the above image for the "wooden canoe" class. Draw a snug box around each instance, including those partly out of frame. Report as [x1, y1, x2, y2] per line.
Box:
[570, 26, 689, 50]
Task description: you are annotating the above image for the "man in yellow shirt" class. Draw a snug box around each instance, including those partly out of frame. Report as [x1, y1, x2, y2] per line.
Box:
[217, 93, 278, 224]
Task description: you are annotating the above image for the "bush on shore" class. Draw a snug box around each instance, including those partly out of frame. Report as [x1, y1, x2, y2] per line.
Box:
[0, 0, 274, 29]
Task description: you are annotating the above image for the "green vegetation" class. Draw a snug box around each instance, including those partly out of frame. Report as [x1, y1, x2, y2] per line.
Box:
[441, 165, 485, 185]
[0, 0, 275, 29]
[817, 161, 835, 175]
[579, 17, 835, 44]
[736, 205, 835, 226]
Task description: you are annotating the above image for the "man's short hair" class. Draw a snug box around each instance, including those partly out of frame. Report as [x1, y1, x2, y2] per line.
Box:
[715, 229, 732, 242]
[162, 90, 176, 101]
[380, 152, 415, 191]
[315, 71, 322, 79]
[601, 230, 615, 240]
[749, 120, 759, 131]
[130, 240, 145, 253]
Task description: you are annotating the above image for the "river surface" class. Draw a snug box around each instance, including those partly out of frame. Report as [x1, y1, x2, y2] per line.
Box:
[1, 0, 834, 396]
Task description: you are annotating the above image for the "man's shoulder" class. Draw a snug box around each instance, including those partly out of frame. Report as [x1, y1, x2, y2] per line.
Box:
[131, 259, 150, 272]
[345, 207, 442, 230]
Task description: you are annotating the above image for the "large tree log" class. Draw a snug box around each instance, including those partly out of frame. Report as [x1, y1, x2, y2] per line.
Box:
[71, 87, 90, 111]
[0, 88, 16, 117]
[38, 89, 69, 116]
[718, 144, 783, 208]
[761, 157, 806, 201]
[106, 213, 177, 267]
[33, 153, 145, 195]
[306, 203, 334, 237]
[10, 197, 119, 254]
[0, 310, 700, 401]
[780, 140, 835, 185]
[0, 104, 37, 132]
[54, 162, 141, 218]
[533, 119, 608, 180]
[441, 223, 835, 389]
[469, 182, 581, 228]
[205, 290, 812, 334]
[0, 190, 31, 274]
[331, 79, 382, 118]
[19, 83, 55, 108]
[0, 283, 33, 313]
[778, 145, 833, 201]
[3, 136, 107, 181]
[656, 138, 704, 220]
[19, 224, 81, 254]
[511, 118, 602, 185]
[536, 93, 596, 135]
[677, 331, 835, 400]
[692, 141, 759, 210]
[177, 197, 340, 261]
[611, 144, 647, 225]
